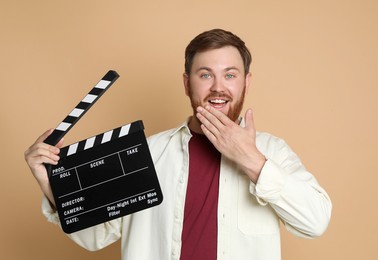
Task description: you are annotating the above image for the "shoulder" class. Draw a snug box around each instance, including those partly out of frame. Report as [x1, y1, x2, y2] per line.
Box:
[147, 119, 190, 148]
[147, 128, 176, 147]
[256, 131, 287, 148]
[256, 132, 296, 162]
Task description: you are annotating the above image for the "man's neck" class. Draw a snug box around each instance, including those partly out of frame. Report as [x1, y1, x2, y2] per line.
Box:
[188, 116, 204, 134]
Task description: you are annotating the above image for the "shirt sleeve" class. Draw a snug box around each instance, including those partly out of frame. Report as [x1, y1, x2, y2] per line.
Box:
[41, 196, 60, 224]
[249, 134, 332, 238]
[41, 195, 122, 251]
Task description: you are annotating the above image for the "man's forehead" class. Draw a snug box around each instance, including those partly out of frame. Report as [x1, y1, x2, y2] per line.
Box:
[191, 47, 244, 73]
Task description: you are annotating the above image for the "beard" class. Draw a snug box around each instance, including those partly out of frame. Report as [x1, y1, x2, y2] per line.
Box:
[187, 82, 246, 122]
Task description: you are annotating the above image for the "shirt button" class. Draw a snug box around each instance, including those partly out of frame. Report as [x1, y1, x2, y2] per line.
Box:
[174, 234, 181, 242]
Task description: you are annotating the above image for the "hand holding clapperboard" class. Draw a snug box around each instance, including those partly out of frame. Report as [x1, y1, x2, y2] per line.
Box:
[44, 70, 163, 234]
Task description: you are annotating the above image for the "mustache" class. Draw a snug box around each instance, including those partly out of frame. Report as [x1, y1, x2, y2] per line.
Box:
[205, 92, 232, 101]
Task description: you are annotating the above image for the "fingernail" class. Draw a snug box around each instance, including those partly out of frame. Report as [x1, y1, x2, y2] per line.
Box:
[197, 106, 203, 112]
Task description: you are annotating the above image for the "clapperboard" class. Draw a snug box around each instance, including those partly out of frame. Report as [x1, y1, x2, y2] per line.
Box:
[44, 70, 163, 234]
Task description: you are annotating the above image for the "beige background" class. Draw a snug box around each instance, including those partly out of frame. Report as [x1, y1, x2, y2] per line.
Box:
[1, 0, 377, 259]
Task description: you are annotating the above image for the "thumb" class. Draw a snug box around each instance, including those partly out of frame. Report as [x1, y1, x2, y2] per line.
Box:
[56, 137, 65, 149]
[244, 109, 255, 131]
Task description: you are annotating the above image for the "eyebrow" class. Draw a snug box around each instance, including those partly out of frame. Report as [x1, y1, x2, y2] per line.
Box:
[195, 66, 212, 73]
[195, 66, 241, 73]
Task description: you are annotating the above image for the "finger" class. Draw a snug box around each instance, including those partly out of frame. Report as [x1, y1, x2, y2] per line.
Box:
[196, 110, 221, 137]
[196, 106, 229, 133]
[32, 144, 60, 161]
[34, 153, 60, 166]
[25, 151, 59, 169]
[202, 105, 232, 126]
[244, 108, 255, 131]
[56, 137, 65, 149]
[34, 129, 62, 153]
[200, 123, 217, 143]
[25, 140, 60, 164]
[35, 129, 54, 144]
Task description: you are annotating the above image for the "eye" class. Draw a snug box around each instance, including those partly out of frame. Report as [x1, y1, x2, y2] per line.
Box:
[225, 74, 235, 79]
[201, 73, 211, 79]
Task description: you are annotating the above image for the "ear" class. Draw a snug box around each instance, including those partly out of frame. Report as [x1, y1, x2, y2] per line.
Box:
[183, 73, 190, 96]
[244, 72, 252, 96]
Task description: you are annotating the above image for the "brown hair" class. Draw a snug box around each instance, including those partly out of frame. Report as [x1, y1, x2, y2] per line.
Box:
[184, 28, 252, 75]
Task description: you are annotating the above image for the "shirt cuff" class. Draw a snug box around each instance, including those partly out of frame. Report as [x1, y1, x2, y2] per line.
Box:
[249, 159, 289, 205]
[41, 196, 61, 225]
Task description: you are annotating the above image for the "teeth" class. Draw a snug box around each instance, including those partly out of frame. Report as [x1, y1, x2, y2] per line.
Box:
[210, 99, 226, 104]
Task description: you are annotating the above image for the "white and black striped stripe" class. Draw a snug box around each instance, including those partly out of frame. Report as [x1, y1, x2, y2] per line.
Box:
[59, 121, 144, 157]
[44, 70, 119, 146]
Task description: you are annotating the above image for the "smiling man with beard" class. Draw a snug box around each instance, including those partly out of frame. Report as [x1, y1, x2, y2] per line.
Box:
[25, 28, 332, 260]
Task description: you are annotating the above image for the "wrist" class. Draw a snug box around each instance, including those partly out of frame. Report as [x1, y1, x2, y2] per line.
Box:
[243, 154, 267, 184]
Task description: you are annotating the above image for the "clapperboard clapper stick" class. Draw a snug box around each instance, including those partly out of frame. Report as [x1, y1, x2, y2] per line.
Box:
[43, 70, 163, 234]
[44, 70, 119, 146]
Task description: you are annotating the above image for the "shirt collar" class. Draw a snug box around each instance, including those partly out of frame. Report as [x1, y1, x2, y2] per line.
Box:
[169, 117, 192, 137]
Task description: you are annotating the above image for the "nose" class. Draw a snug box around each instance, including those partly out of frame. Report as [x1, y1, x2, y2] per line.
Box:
[210, 77, 225, 93]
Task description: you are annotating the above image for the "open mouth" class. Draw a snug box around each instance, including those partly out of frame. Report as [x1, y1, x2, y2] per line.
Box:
[208, 98, 229, 109]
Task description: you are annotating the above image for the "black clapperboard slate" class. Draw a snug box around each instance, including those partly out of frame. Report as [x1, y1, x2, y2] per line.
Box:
[44, 70, 163, 234]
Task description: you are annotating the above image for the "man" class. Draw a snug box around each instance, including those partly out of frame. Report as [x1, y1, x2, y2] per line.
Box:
[25, 29, 332, 260]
